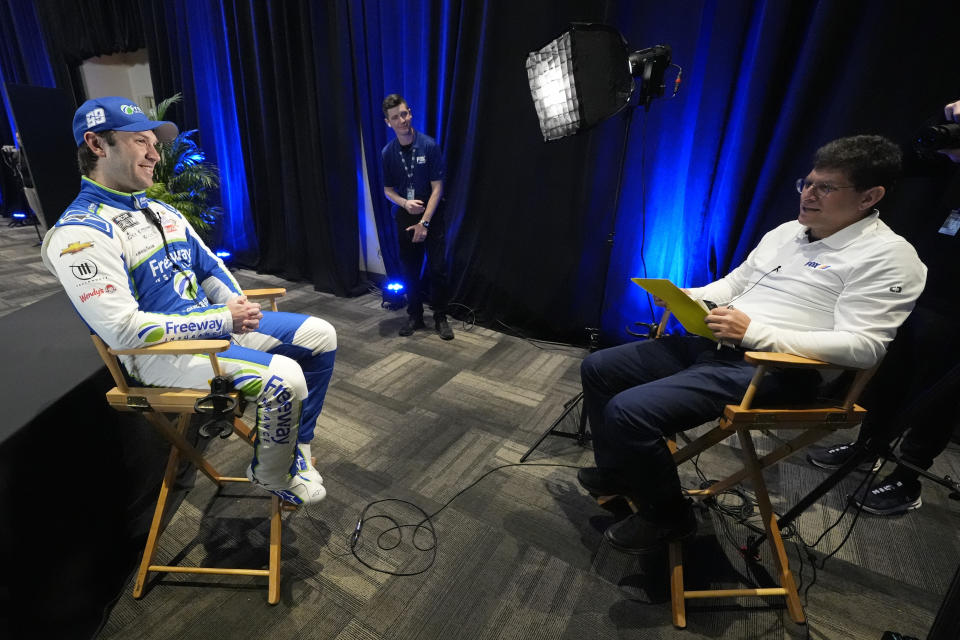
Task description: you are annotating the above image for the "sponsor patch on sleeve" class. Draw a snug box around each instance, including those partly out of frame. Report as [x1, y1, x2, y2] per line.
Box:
[60, 241, 94, 256]
[56, 211, 113, 237]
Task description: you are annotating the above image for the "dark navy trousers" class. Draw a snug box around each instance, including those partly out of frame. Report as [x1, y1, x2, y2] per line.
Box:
[395, 207, 449, 320]
[580, 335, 819, 516]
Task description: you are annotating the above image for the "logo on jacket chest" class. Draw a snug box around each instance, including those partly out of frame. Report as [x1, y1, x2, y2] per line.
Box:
[148, 248, 192, 278]
[112, 212, 140, 232]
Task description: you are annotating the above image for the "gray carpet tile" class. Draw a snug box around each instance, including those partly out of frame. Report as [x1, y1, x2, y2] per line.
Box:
[1, 221, 956, 639]
[0, 222, 59, 317]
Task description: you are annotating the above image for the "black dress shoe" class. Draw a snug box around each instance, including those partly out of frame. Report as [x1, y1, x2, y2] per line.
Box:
[577, 467, 633, 496]
[399, 316, 426, 337]
[435, 315, 454, 340]
[604, 501, 697, 554]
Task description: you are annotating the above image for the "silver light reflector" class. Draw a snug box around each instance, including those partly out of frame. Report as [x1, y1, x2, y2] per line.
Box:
[526, 32, 581, 141]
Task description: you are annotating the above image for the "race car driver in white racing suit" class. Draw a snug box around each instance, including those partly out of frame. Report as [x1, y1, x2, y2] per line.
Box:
[41, 96, 335, 506]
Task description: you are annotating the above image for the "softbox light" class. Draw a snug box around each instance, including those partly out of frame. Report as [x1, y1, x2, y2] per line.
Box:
[526, 23, 671, 141]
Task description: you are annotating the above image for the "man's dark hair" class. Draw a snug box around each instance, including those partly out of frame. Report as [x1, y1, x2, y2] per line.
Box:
[77, 130, 116, 176]
[382, 94, 407, 117]
[813, 135, 902, 192]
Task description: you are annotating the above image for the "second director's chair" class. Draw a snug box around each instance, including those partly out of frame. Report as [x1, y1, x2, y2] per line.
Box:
[599, 310, 876, 628]
[91, 288, 294, 604]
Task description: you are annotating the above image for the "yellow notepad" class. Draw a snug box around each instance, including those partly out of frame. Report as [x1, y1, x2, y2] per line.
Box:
[631, 278, 717, 341]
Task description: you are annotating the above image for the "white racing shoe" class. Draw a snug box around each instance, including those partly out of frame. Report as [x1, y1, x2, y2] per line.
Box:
[294, 444, 324, 484]
[246, 462, 326, 506]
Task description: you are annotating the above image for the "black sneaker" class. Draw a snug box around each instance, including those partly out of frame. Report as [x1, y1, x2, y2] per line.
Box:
[604, 500, 697, 554]
[435, 315, 454, 340]
[399, 316, 425, 337]
[577, 467, 632, 496]
[850, 477, 922, 515]
[807, 441, 881, 472]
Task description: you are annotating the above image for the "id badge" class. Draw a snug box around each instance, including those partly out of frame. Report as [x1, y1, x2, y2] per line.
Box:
[939, 210, 960, 236]
[406, 186, 416, 200]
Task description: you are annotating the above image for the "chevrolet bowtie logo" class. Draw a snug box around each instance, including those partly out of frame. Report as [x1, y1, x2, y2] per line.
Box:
[60, 241, 94, 256]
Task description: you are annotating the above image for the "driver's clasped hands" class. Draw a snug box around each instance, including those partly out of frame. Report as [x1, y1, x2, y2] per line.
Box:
[228, 295, 263, 334]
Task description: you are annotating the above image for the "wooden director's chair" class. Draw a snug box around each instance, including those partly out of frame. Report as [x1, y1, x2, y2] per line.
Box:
[91, 288, 292, 604]
[602, 311, 876, 628]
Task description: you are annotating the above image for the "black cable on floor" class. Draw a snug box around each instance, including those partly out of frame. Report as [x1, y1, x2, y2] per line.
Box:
[305, 462, 584, 577]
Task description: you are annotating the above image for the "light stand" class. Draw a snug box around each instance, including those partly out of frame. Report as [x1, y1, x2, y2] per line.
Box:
[519, 391, 589, 462]
[519, 103, 637, 462]
[520, 26, 674, 461]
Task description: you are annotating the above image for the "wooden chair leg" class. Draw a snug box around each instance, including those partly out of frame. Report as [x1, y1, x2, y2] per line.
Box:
[233, 417, 255, 445]
[133, 413, 297, 604]
[669, 540, 686, 628]
[687, 427, 832, 498]
[143, 413, 224, 485]
[671, 425, 734, 465]
[737, 429, 805, 624]
[133, 416, 187, 599]
[268, 495, 282, 605]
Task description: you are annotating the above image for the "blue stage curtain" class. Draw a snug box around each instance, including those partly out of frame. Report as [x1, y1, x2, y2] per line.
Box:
[141, 0, 259, 266]
[600, 0, 957, 342]
[143, 0, 362, 295]
[349, 0, 622, 333]
[345, 0, 955, 344]
[4, 0, 958, 337]
[0, 0, 56, 213]
[347, 0, 490, 284]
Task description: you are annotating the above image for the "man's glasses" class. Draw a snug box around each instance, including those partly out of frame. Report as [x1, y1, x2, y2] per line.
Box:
[795, 178, 858, 198]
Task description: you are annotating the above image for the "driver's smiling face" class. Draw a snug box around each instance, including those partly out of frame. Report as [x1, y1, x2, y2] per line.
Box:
[97, 129, 160, 193]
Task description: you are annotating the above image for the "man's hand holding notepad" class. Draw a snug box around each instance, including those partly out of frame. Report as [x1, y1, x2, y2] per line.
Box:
[631, 278, 717, 341]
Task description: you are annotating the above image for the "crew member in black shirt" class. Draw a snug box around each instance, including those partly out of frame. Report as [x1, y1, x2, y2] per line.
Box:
[809, 98, 960, 514]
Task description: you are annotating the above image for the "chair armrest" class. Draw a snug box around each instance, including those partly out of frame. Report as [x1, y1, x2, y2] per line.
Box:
[743, 351, 833, 369]
[109, 339, 231, 357]
[243, 288, 286, 312]
[243, 287, 286, 298]
[654, 309, 672, 339]
[739, 351, 875, 411]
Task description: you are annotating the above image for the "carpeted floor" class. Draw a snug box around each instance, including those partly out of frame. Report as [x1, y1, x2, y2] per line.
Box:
[3, 220, 958, 639]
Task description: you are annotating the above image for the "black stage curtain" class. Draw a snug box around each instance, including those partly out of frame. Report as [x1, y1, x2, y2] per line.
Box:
[138, 2, 194, 131]
[349, 0, 618, 339]
[433, 0, 960, 343]
[18, 0, 960, 336]
[142, 0, 362, 296]
[34, 0, 147, 107]
[439, 0, 616, 342]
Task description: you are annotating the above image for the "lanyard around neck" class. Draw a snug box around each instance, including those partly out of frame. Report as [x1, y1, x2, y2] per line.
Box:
[398, 143, 417, 181]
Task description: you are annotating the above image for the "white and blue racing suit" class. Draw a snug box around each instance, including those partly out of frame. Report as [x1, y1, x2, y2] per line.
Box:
[41, 177, 336, 493]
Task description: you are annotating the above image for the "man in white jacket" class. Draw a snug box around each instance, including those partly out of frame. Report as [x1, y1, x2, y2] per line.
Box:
[578, 135, 927, 553]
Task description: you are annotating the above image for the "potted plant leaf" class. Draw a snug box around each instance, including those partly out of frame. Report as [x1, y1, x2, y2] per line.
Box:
[147, 94, 222, 238]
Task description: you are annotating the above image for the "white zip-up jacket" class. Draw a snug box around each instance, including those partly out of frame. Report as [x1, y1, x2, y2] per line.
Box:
[41, 177, 240, 352]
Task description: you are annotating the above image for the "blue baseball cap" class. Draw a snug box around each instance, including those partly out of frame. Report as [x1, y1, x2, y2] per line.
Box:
[72, 96, 178, 146]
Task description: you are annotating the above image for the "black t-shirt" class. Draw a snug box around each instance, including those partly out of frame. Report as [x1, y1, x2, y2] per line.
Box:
[883, 155, 960, 316]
